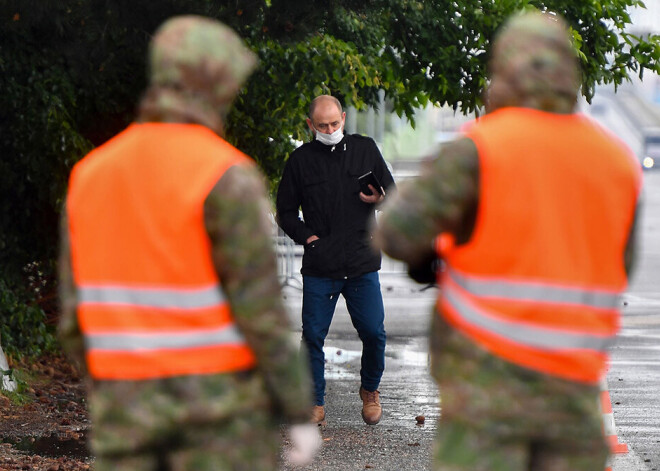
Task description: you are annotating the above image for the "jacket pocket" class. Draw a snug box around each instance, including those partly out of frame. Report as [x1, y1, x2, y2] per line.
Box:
[302, 235, 342, 275]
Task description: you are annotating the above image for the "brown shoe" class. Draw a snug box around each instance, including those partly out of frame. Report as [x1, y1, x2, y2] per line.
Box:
[310, 405, 326, 425]
[359, 387, 382, 425]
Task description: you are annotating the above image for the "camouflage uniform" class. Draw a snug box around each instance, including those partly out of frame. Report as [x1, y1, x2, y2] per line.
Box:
[58, 16, 311, 471]
[375, 11, 639, 471]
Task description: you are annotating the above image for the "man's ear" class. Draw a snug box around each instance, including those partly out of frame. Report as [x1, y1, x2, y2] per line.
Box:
[306, 118, 315, 134]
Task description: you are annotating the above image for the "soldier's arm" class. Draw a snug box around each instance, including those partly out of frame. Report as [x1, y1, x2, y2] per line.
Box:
[374, 137, 480, 266]
[624, 202, 641, 276]
[204, 164, 311, 423]
[57, 210, 87, 375]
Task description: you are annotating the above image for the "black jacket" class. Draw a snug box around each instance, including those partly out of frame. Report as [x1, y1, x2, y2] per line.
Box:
[276, 134, 395, 279]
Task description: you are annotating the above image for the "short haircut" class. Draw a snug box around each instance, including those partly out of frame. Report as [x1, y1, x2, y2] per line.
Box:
[308, 95, 343, 119]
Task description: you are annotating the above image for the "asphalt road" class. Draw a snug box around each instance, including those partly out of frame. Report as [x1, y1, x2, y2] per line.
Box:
[609, 169, 660, 471]
[279, 170, 660, 471]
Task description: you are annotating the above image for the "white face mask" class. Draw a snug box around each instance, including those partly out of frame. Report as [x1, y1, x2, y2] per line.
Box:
[315, 127, 344, 146]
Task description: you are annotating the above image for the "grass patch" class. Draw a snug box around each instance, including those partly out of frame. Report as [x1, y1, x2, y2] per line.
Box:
[1, 367, 35, 406]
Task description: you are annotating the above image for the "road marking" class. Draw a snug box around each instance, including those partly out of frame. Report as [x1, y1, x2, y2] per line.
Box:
[621, 316, 660, 326]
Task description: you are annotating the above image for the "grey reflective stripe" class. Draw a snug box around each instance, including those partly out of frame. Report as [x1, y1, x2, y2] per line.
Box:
[85, 324, 247, 351]
[444, 283, 614, 352]
[448, 269, 621, 309]
[78, 284, 225, 309]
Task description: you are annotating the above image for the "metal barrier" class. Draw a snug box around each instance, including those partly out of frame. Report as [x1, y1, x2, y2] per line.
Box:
[274, 225, 304, 289]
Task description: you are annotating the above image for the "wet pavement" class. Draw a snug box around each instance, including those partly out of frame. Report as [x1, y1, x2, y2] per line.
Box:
[280, 170, 660, 470]
[609, 170, 660, 471]
[281, 279, 439, 471]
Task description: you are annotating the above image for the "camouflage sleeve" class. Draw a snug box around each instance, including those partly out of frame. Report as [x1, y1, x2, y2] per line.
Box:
[204, 164, 311, 423]
[624, 202, 641, 276]
[57, 209, 87, 375]
[374, 137, 480, 266]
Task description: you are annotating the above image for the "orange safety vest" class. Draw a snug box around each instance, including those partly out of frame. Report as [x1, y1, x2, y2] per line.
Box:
[67, 122, 258, 380]
[436, 108, 641, 384]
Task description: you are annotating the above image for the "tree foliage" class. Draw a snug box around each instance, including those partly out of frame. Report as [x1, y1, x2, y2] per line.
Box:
[1, 0, 659, 353]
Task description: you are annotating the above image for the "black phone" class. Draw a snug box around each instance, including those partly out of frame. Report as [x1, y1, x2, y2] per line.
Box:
[358, 171, 384, 196]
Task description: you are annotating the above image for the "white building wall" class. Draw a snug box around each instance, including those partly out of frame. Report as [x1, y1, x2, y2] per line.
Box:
[628, 0, 660, 34]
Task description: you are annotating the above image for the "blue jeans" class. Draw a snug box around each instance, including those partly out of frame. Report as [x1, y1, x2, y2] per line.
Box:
[302, 271, 386, 406]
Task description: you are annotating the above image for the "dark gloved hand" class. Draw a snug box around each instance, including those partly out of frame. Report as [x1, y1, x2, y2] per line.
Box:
[407, 250, 440, 285]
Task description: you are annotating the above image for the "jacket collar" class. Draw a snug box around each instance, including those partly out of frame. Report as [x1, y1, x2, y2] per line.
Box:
[311, 134, 348, 153]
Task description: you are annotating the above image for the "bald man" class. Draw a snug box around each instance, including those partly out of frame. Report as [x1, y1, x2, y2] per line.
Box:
[276, 95, 395, 425]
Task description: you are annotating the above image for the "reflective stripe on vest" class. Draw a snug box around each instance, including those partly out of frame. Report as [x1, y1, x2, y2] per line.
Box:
[79, 284, 225, 309]
[442, 269, 617, 353]
[449, 269, 621, 310]
[86, 325, 248, 351]
[78, 282, 241, 345]
[77, 282, 256, 380]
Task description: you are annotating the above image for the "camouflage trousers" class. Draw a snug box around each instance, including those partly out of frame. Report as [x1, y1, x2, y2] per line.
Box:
[429, 312, 609, 471]
[88, 371, 281, 471]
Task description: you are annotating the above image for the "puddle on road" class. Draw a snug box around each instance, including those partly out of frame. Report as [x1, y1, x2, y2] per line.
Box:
[324, 345, 430, 380]
[2, 431, 90, 459]
[324, 346, 360, 380]
[386, 349, 430, 367]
